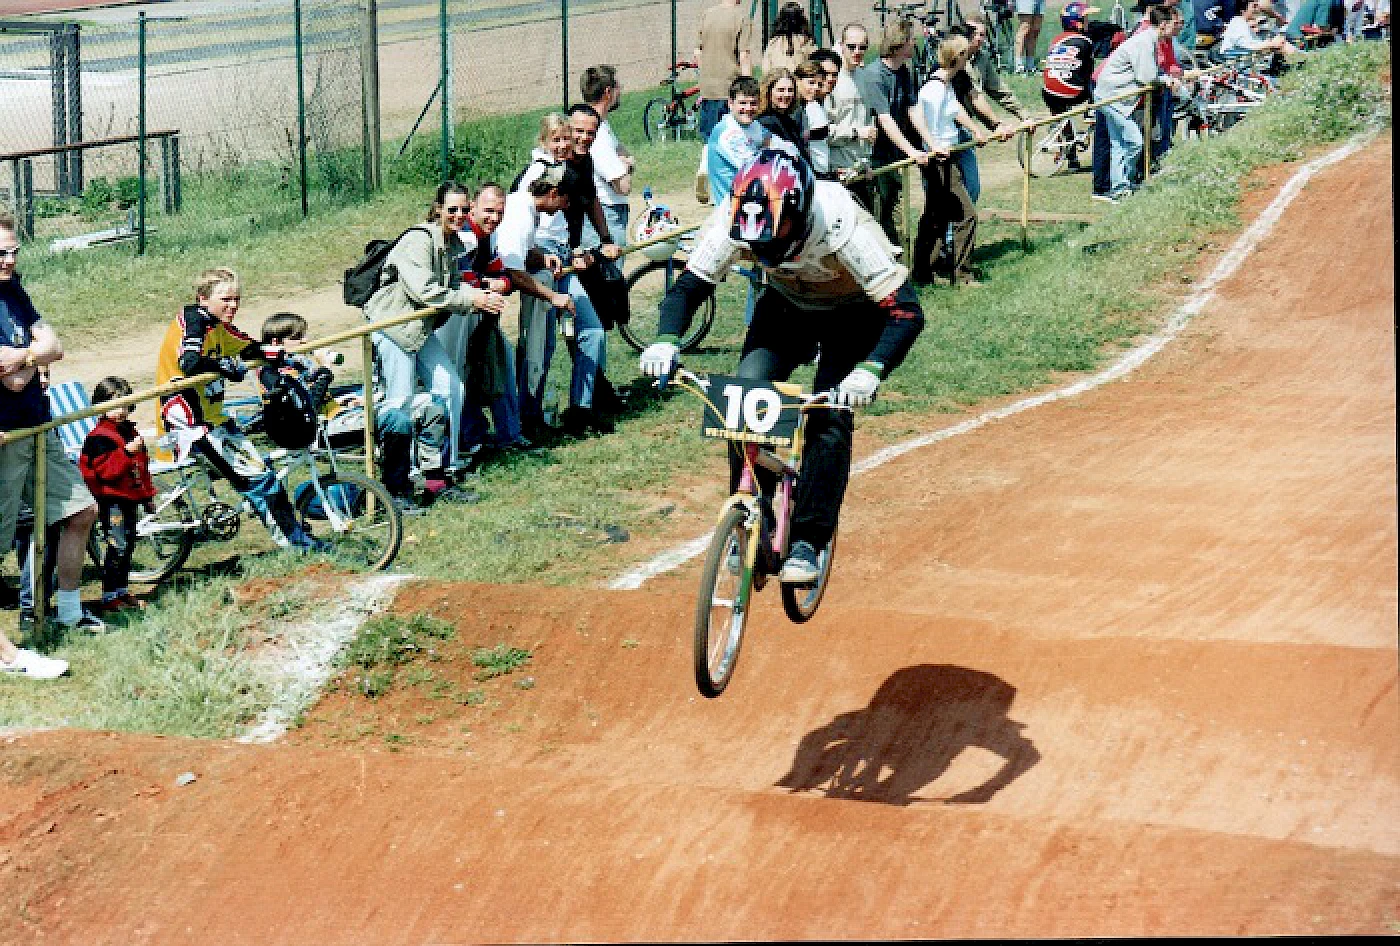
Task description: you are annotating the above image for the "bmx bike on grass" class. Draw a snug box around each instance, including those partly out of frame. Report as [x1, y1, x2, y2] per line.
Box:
[130, 413, 403, 585]
[642, 61, 701, 143]
[1017, 110, 1095, 177]
[660, 365, 849, 698]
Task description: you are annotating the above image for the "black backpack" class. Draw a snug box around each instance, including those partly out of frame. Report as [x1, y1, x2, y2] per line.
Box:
[342, 224, 433, 307]
[261, 372, 320, 449]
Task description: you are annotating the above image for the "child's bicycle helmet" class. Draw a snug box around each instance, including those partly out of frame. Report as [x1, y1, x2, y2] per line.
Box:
[632, 203, 684, 261]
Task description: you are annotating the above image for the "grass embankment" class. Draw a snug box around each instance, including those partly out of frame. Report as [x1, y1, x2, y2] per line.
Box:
[0, 41, 1388, 734]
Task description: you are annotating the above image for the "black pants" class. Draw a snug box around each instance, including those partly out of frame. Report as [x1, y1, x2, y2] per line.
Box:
[97, 499, 140, 594]
[913, 158, 977, 284]
[727, 288, 897, 550]
[871, 165, 904, 248]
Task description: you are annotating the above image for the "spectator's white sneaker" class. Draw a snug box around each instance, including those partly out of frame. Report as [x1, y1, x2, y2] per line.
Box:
[0, 648, 69, 680]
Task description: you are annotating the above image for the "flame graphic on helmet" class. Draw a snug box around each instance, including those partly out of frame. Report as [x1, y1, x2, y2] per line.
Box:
[731, 153, 801, 243]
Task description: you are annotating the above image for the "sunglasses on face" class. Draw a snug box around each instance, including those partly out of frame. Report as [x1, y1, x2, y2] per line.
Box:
[442, 206, 470, 215]
[845, 43, 868, 50]
[0, 248, 18, 259]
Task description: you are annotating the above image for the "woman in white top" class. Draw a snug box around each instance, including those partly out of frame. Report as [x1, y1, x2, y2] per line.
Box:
[908, 35, 987, 287]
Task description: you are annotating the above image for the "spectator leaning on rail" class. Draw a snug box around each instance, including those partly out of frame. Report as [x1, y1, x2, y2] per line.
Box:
[639, 148, 925, 585]
[762, 1, 818, 74]
[1131, 2, 1186, 167]
[856, 17, 929, 247]
[694, 0, 756, 204]
[79, 377, 156, 616]
[949, 15, 1030, 205]
[707, 75, 771, 205]
[363, 181, 508, 490]
[909, 35, 986, 288]
[0, 213, 99, 677]
[1093, 4, 1179, 202]
[826, 23, 879, 210]
[156, 267, 327, 551]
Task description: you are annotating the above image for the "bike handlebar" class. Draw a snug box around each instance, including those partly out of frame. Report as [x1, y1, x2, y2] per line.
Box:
[658, 364, 848, 410]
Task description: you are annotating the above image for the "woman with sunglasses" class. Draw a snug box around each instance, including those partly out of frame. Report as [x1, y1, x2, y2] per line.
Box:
[363, 181, 507, 484]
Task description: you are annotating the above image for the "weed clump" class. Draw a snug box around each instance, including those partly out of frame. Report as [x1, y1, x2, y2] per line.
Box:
[339, 612, 456, 699]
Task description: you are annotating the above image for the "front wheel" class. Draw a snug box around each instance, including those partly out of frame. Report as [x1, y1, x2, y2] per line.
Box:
[694, 505, 756, 698]
[130, 495, 197, 585]
[781, 529, 837, 623]
[1017, 120, 1074, 178]
[642, 96, 681, 143]
[293, 470, 402, 571]
[618, 258, 717, 354]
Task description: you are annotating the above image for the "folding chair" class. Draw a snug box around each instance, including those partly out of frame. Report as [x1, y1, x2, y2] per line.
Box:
[46, 379, 98, 463]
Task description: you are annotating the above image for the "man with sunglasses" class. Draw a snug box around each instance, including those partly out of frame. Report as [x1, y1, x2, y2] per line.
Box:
[827, 22, 880, 209]
[856, 17, 930, 246]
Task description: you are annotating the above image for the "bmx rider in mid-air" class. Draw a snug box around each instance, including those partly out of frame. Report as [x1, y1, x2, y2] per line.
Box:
[639, 146, 925, 584]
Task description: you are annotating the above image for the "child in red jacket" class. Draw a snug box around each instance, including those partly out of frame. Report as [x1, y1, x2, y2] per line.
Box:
[79, 377, 156, 613]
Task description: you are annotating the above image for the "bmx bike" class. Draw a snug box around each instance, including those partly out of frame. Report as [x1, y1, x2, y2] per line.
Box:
[131, 415, 403, 584]
[661, 365, 848, 698]
[642, 61, 701, 143]
[1016, 110, 1094, 177]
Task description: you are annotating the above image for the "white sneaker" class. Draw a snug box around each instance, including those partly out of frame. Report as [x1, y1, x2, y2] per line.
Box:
[0, 648, 69, 680]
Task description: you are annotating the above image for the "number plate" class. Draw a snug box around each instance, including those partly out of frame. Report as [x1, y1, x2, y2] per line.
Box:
[698, 375, 800, 448]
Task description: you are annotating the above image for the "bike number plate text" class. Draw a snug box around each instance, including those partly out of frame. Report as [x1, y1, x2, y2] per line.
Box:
[699, 375, 800, 448]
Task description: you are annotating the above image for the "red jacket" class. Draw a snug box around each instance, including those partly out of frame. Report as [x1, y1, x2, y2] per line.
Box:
[80, 417, 156, 502]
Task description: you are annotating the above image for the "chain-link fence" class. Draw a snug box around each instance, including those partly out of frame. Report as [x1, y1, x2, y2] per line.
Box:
[1, 0, 878, 254]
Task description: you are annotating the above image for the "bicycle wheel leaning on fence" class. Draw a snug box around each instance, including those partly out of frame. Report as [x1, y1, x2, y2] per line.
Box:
[642, 62, 701, 143]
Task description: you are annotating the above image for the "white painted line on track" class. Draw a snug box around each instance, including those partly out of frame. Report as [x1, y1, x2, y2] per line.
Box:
[608, 133, 1376, 592]
[238, 572, 411, 745]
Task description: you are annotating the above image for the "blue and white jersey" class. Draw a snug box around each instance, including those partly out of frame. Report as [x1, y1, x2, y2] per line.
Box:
[706, 116, 769, 206]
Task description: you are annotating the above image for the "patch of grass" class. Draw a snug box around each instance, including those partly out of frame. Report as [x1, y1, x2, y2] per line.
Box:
[337, 611, 456, 699]
[470, 643, 533, 681]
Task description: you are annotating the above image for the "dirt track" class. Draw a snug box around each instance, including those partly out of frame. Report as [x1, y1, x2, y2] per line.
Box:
[0, 139, 1395, 941]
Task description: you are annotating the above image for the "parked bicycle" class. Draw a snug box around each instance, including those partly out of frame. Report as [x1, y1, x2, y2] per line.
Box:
[620, 189, 715, 354]
[661, 365, 848, 698]
[642, 61, 701, 143]
[130, 413, 402, 584]
[1017, 110, 1095, 176]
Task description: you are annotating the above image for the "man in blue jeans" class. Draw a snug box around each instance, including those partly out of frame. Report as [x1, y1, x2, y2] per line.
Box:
[1093, 5, 1176, 200]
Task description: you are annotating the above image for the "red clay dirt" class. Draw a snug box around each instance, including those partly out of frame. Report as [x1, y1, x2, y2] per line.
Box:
[1, 140, 1396, 943]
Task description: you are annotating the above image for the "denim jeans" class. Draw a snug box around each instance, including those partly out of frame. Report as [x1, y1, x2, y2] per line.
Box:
[580, 203, 630, 250]
[697, 98, 729, 143]
[459, 337, 523, 449]
[372, 330, 454, 463]
[1099, 104, 1142, 197]
[954, 128, 981, 204]
[517, 240, 608, 418]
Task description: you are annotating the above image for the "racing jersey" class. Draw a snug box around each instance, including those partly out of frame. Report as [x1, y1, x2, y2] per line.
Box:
[1043, 32, 1096, 103]
[156, 304, 260, 432]
[707, 115, 770, 205]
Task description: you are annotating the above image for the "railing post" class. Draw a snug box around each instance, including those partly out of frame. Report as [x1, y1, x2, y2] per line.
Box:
[32, 433, 47, 629]
[137, 12, 147, 255]
[362, 333, 377, 483]
[1020, 128, 1032, 248]
[1142, 85, 1153, 186]
[294, 0, 310, 218]
[19, 159, 34, 240]
[900, 163, 914, 268]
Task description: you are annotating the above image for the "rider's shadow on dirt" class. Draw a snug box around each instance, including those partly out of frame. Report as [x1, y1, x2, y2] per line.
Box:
[775, 664, 1040, 806]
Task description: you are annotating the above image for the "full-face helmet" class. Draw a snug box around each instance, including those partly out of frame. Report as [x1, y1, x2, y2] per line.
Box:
[727, 146, 815, 266]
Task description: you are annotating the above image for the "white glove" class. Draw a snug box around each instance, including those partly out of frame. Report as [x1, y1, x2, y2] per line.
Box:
[639, 341, 679, 379]
[834, 366, 881, 408]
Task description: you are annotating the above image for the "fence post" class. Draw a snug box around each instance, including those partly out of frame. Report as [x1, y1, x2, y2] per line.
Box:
[1020, 128, 1032, 248]
[670, 0, 677, 91]
[136, 11, 147, 255]
[361, 0, 382, 194]
[1141, 85, 1153, 186]
[31, 433, 47, 628]
[19, 160, 34, 241]
[362, 334, 378, 483]
[441, 0, 452, 179]
[294, 0, 310, 218]
[561, 0, 570, 110]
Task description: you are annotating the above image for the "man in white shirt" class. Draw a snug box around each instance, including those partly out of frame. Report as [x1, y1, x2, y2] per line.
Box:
[579, 65, 634, 249]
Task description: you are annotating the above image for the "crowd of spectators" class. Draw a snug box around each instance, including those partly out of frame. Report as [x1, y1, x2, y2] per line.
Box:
[1, 0, 1382, 680]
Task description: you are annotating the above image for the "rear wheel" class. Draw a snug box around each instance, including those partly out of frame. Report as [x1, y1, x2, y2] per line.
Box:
[781, 529, 837, 623]
[694, 505, 755, 698]
[618, 258, 716, 354]
[293, 470, 402, 571]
